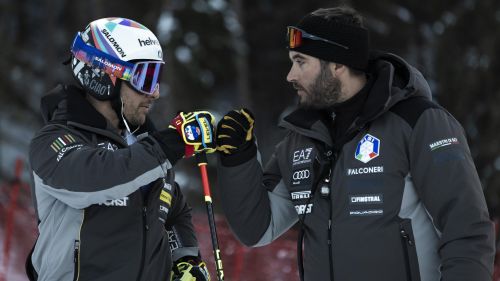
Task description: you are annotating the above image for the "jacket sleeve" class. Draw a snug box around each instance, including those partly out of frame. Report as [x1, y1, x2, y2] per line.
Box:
[165, 182, 199, 261]
[409, 108, 495, 281]
[217, 146, 298, 247]
[29, 124, 173, 209]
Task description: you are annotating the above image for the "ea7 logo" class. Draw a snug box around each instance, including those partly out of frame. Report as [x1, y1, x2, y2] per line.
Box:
[98, 142, 118, 151]
[293, 169, 310, 180]
[167, 230, 180, 251]
[292, 147, 313, 165]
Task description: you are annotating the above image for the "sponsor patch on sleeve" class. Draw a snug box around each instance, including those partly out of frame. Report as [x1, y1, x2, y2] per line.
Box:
[51, 134, 83, 162]
[167, 229, 180, 251]
[160, 190, 172, 205]
[51, 134, 76, 152]
[428, 137, 459, 151]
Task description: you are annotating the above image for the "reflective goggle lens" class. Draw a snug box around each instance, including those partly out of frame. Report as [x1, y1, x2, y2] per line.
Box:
[130, 61, 163, 95]
[287, 27, 303, 49]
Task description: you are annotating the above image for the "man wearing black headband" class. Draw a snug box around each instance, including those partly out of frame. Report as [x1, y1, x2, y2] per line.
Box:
[215, 6, 495, 281]
[27, 18, 213, 281]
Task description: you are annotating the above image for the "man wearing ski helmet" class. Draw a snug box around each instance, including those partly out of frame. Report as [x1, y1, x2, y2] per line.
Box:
[27, 18, 212, 281]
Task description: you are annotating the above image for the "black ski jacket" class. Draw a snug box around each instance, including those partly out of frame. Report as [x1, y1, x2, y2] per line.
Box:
[29, 85, 198, 281]
[217, 53, 495, 281]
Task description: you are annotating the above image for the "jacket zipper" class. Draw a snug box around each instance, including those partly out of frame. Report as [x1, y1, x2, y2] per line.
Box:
[136, 205, 149, 281]
[400, 225, 414, 281]
[74, 210, 85, 281]
[327, 151, 337, 281]
[73, 240, 80, 281]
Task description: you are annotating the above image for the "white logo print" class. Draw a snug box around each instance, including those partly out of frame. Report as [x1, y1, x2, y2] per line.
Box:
[429, 137, 459, 151]
[350, 194, 383, 204]
[292, 147, 313, 166]
[291, 191, 311, 200]
[347, 166, 384, 176]
[295, 204, 313, 215]
[293, 169, 310, 180]
[100, 197, 129, 207]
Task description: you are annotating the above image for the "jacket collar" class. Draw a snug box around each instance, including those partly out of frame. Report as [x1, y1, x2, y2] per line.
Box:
[41, 84, 156, 140]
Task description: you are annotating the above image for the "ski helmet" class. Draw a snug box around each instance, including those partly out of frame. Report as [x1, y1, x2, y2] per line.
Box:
[70, 17, 164, 100]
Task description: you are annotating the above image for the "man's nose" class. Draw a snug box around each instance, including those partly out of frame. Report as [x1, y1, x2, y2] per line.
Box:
[286, 66, 296, 83]
[149, 85, 160, 100]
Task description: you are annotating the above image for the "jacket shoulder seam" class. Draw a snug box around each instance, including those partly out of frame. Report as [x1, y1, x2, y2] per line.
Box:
[389, 96, 441, 129]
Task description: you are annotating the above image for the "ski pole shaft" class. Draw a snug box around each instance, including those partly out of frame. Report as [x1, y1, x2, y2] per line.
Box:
[196, 153, 224, 281]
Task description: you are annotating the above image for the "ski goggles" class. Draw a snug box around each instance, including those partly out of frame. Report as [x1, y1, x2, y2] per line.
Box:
[286, 26, 349, 50]
[71, 32, 164, 95]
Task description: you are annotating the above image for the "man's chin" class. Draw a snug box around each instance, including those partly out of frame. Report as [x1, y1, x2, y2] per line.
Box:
[125, 116, 146, 128]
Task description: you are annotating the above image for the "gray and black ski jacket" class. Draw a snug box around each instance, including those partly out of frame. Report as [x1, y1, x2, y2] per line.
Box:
[217, 53, 495, 281]
[29, 85, 199, 281]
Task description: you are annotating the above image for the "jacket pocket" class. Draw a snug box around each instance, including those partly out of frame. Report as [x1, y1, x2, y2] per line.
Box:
[73, 240, 80, 281]
[399, 219, 421, 281]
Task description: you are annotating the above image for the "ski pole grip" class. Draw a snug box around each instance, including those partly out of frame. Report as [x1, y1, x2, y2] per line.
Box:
[195, 152, 208, 165]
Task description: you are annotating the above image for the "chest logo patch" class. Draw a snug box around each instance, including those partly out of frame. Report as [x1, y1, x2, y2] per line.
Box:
[292, 147, 313, 166]
[355, 134, 380, 163]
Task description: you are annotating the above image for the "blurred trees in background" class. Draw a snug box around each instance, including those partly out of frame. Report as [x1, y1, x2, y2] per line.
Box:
[1, 0, 499, 215]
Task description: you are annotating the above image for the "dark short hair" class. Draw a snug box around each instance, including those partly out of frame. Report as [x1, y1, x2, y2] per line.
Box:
[310, 6, 365, 28]
[292, 5, 370, 72]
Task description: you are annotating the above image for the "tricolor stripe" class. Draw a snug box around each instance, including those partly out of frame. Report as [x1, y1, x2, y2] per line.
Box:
[51, 134, 76, 152]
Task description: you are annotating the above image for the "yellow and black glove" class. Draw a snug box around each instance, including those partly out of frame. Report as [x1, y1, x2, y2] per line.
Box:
[216, 108, 257, 166]
[169, 111, 216, 158]
[171, 256, 210, 281]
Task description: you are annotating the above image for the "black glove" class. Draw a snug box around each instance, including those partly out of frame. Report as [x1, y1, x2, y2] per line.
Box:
[216, 108, 257, 166]
[170, 256, 210, 281]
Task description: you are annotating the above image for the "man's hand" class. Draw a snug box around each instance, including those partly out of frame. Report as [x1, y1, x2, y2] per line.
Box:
[216, 108, 254, 154]
[216, 108, 257, 166]
[171, 256, 210, 281]
[169, 111, 216, 158]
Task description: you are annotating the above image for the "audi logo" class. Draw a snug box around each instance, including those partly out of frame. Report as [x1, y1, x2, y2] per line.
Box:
[293, 169, 310, 180]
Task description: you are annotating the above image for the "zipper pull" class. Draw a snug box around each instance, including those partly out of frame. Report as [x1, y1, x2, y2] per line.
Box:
[400, 229, 414, 246]
[320, 168, 332, 198]
[74, 240, 80, 262]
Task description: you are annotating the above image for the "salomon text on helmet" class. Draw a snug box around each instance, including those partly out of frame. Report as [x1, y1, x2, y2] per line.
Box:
[70, 17, 164, 100]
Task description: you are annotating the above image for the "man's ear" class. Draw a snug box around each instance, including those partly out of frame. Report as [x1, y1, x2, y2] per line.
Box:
[330, 63, 346, 77]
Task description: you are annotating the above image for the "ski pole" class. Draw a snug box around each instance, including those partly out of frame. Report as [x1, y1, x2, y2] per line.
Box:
[195, 152, 224, 281]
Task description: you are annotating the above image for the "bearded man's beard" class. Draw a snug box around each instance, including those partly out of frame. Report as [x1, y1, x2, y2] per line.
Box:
[298, 62, 342, 109]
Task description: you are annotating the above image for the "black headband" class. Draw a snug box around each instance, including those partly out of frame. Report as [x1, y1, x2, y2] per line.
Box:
[291, 14, 370, 71]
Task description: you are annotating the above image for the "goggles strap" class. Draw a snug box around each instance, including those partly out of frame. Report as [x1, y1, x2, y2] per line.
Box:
[288, 15, 370, 70]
